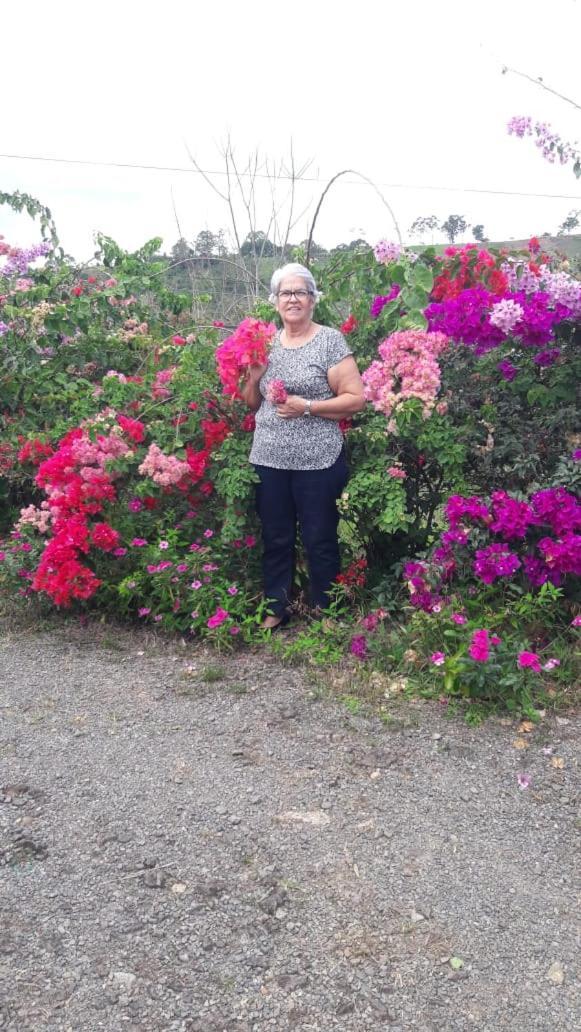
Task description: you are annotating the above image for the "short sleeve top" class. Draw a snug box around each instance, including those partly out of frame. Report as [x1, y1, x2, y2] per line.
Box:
[248, 325, 353, 470]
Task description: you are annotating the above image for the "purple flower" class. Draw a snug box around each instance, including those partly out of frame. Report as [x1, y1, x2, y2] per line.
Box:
[430, 651, 445, 666]
[533, 348, 560, 367]
[473, 543, 521, 584]
[128, 497, 143, 512]
[0, 322, 10, 337]
[370, 283, 401, 318]
[350, 634, 368, 659]
[497, 359, 518, 382]
[572, 450, 581, 462]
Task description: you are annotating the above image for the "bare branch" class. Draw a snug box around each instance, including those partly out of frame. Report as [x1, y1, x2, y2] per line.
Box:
[306, 169, 402, 265]
[501, 64, 581, 112]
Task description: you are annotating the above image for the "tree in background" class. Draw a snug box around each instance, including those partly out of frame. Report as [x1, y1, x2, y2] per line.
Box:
[409, 215, 439, 243]
[472, 224, 488, 243]
[557, 209, 580, 235]
[441, 214, 468, 244]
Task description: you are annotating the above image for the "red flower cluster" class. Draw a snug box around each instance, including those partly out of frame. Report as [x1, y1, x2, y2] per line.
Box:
[340, 314, 358, 334]
[29, 423, 134, 606]
[433, 245, 508, 301]
[17, 438, 54, 465]
[336, 557, 367, 589]
[215, 318, 276, 399]
[117, 415, 145, 443]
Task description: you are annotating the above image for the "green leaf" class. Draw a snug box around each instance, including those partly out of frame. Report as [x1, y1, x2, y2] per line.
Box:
[399, 310, 428, 330]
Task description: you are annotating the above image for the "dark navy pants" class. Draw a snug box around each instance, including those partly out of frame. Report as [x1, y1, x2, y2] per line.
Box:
[254, 450, 349, 617]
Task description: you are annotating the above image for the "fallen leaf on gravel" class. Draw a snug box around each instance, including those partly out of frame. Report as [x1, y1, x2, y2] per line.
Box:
[513, 738, 529, 750]
[551, 757, 565, 769]
[369, 769, 381, 780]
[450, 957, 464, 970]
[518, 720, 535, 733]
[277, 810, 331, 827]
[171, 882, 187, 894]
[547, 961, 565, 985]
[517, 773, 532, 790]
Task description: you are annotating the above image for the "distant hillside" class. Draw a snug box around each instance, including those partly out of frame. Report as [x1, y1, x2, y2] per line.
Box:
[491, 234, 581, 259]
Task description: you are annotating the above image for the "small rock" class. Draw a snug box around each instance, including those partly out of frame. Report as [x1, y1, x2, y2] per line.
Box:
[547, 961, 565, 985]
[110, 971, 137, 991]
[229, 815, 242, 825]
[143, 869, 167, 888]
[336, 1000, 355, 1016]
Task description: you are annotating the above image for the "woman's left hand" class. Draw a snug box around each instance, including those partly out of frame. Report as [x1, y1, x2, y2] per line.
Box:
[275, 395, 309, 419]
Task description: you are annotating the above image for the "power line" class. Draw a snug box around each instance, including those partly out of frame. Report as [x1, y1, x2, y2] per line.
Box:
[1, 151, 580, 202]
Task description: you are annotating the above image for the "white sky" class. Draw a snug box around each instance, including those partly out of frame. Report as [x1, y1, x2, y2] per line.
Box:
[2, 0, 581, 259]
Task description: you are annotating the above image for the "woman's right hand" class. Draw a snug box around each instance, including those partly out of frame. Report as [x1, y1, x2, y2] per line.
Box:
[246, 362, 267, 383]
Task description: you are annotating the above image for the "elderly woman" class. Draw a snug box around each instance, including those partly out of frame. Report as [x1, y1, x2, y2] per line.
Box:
[241, 262, 365, 629]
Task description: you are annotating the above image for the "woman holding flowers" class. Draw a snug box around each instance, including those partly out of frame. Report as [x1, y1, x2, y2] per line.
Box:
[241, 263, 365, 629]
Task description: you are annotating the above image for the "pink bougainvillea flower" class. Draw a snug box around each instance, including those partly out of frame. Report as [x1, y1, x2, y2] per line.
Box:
[176, 563, 189, 573]
[131, 537, 148, 547]
[266, 379, 288, 405]
[451, 613, 467, 624]
[172, 335, 186, 346]
[207, 607, 229, 629]
[571, 615, 581, 627]
[227, 585, 238, 595]
[203, 529, 213, 539]
[138, 607, 151, 617]
[518, 651, 541, 672]
[229, 625, 241, 635]
[517, 773, 531, 790]
[430, 651, 445, 666]
[128, 497, 143, 512]
[244, 535, 256, 547]
[387, 466, 407, 480]
[469, 628, 490, 662]
[153, 614, 163, 622]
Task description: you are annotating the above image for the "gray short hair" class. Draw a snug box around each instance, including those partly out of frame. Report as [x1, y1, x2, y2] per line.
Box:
[269, 263, 322, 304]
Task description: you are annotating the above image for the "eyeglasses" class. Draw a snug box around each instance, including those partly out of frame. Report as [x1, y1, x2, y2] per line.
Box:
[277, 289, 312, 301]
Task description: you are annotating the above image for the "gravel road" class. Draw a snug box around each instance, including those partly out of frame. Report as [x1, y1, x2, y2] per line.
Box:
[0, 619, 579, 1031]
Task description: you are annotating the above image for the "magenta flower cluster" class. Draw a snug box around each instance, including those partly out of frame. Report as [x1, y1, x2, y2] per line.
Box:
[370, 283, 401, 318]
[425, 286, 572, 356]
[404, 486, 581, 611]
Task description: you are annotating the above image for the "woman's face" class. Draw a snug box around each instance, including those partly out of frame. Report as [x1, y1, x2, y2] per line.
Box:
[275, 275, 315, 329]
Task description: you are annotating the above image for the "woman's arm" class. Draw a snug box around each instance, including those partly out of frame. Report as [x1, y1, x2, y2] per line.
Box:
[240, 363, 267, 413]
[275, 356, 366, 421]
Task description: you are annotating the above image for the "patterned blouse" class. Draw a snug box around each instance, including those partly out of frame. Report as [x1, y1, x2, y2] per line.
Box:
[249, 325, 353, 470]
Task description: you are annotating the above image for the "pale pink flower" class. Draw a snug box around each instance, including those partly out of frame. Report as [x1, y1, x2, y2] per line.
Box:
[543, 658, 560, 671]
[517, 773, 531, 790]
[159, 541, 169, 550]
[387, 466, 407, 480]
[191, 580, 202, 590]
[138, 607, 151, 617]
[203, 529, 214, 538]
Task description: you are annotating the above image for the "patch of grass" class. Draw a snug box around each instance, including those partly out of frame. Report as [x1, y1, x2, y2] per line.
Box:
[199, 663, 227, 684]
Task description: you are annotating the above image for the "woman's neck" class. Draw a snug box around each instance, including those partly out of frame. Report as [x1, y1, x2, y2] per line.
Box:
[282, 320, 315, 343]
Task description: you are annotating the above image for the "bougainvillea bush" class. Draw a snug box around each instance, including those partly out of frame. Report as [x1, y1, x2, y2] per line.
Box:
[1, 191, 579, 698]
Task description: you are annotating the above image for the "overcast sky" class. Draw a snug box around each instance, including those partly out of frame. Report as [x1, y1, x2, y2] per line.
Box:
[2, 0, 580, 259]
